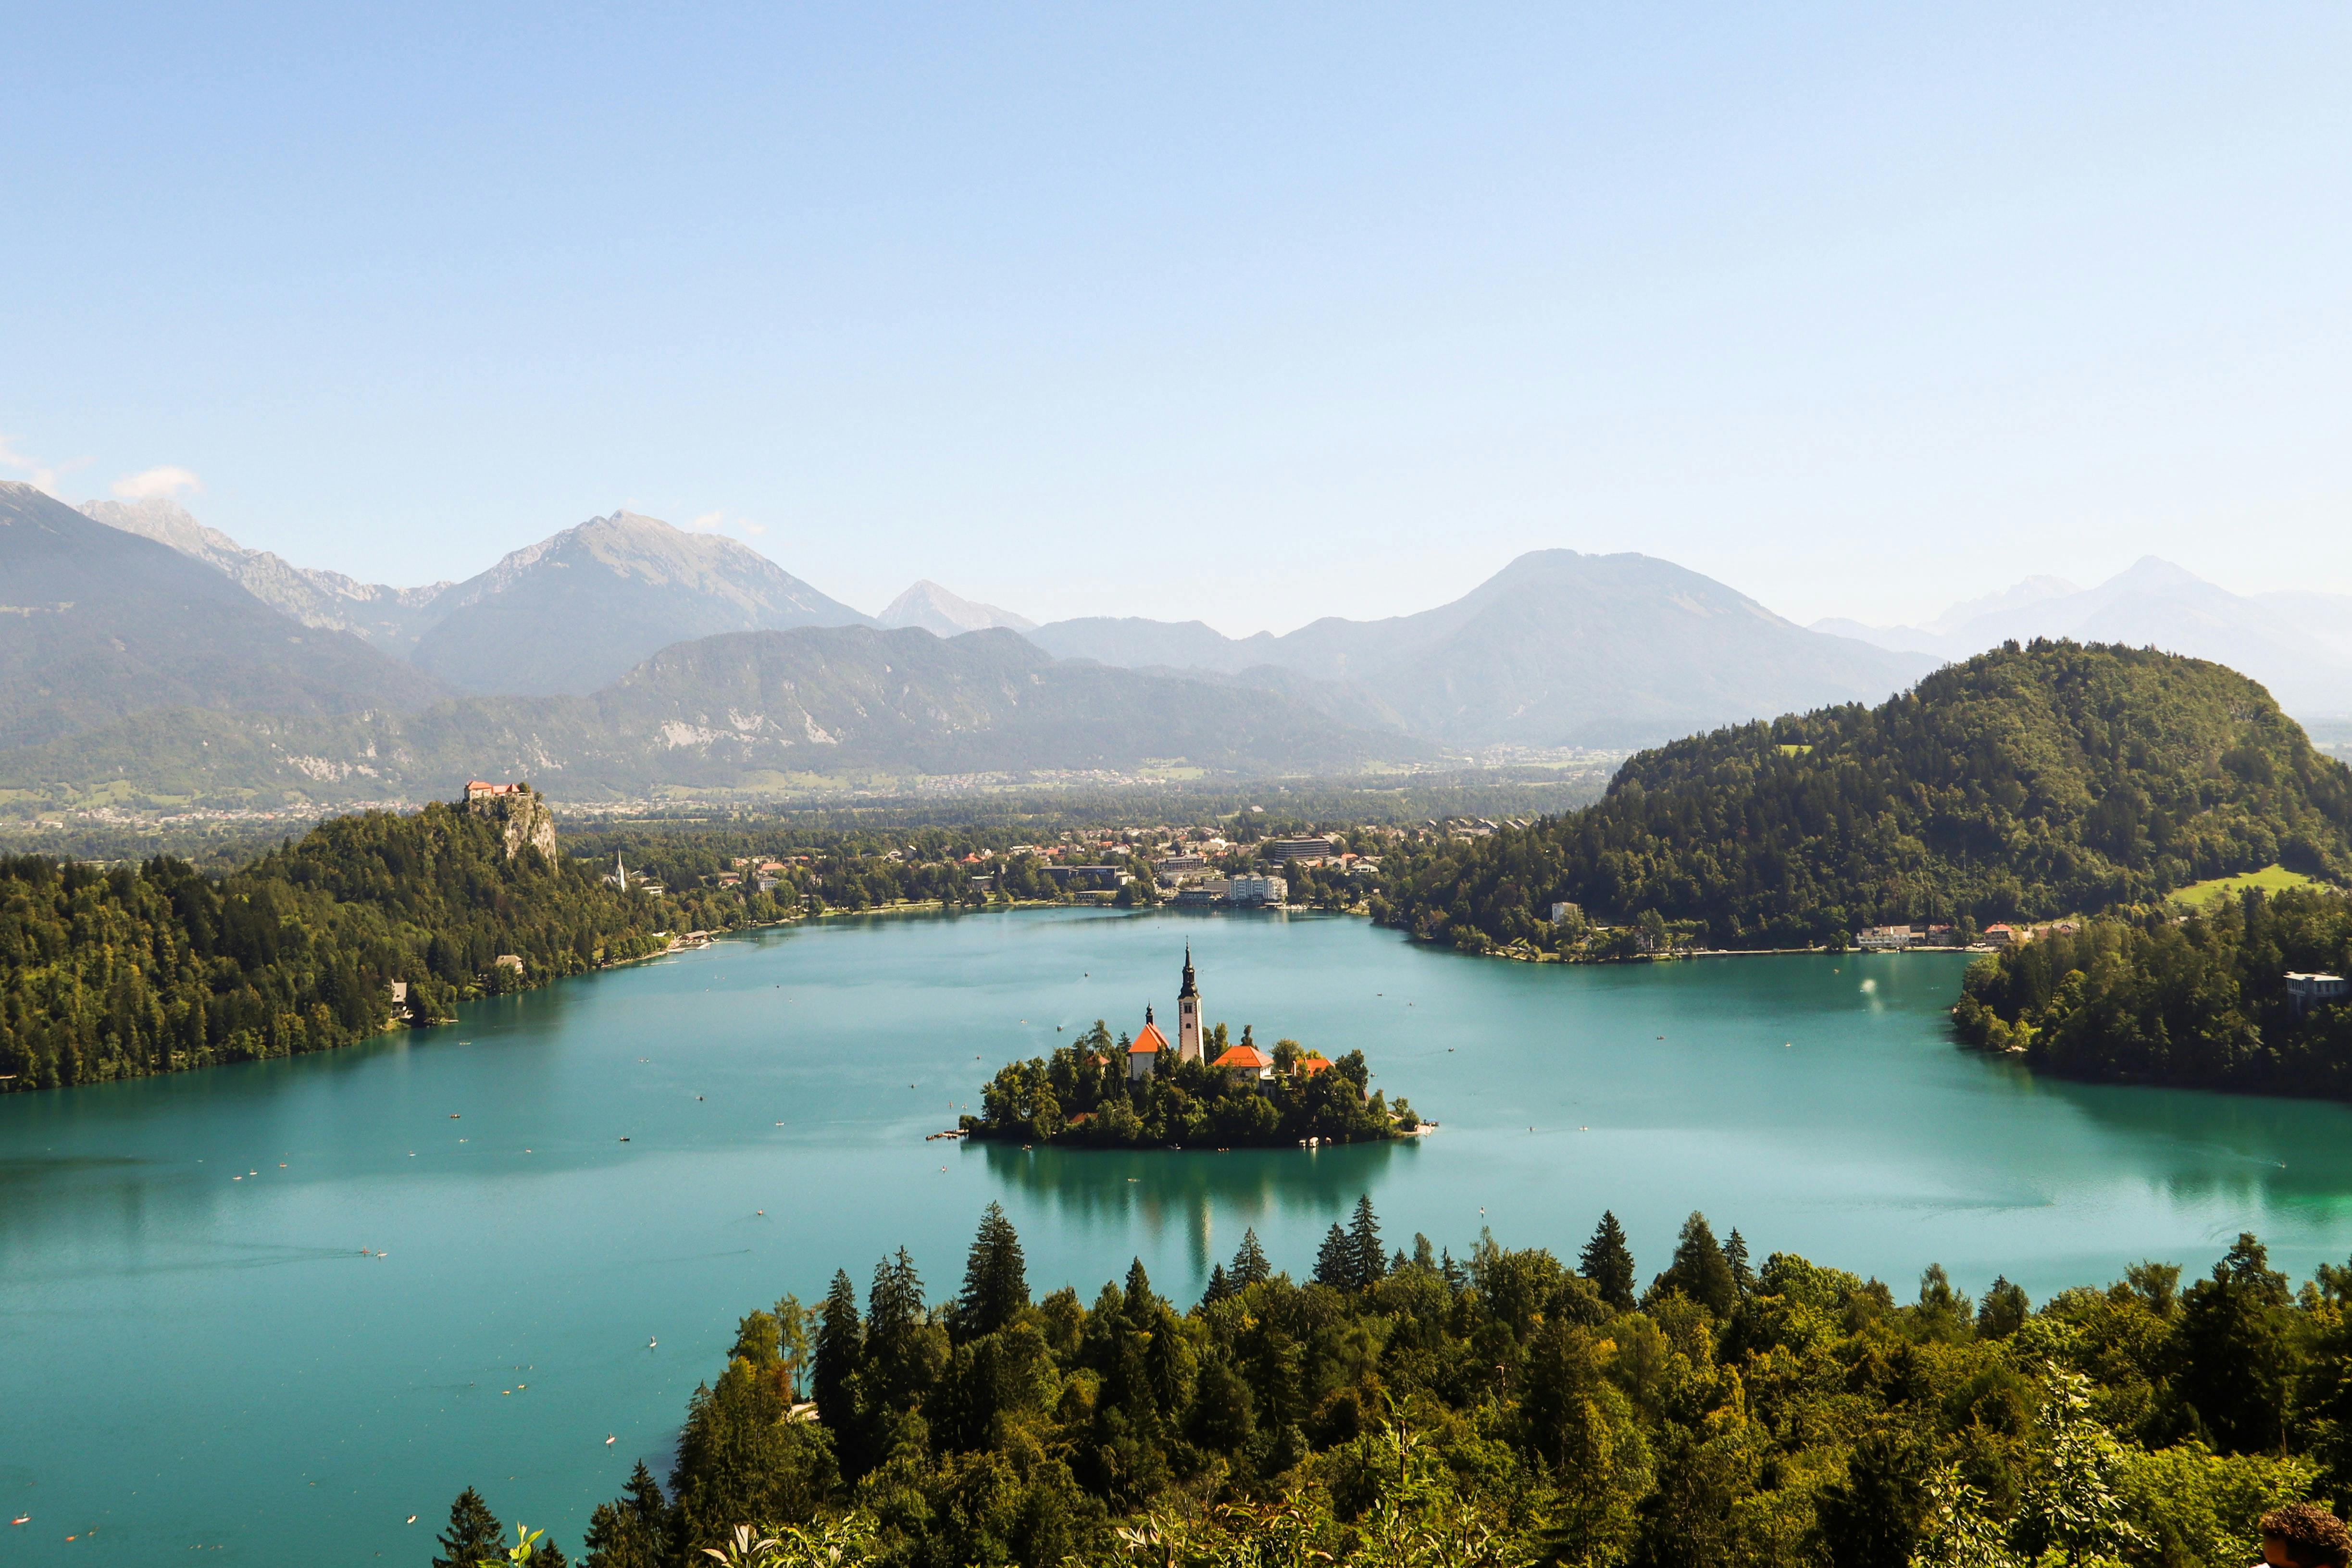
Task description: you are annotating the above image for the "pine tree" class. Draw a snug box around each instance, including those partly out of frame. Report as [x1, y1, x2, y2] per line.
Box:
[1314, 1223, 1355, 1290]
[1202, 1263, 1233, 1306]
[433, 1488, 505, 1568]
[954, 1201, 1029, 1339]
[1231, 1228, 1271, 1287]
[1579, 1212, 1636, 1311]
[1124, 1257, 1157, 1323]
[1347, 1194, 1385, 1289]
[1654, 1211, 1737, 1315]
[529, 1539, 571, 1568]
[811, 1269, 862, 1434]
[1725, 1229, 1755, 1297]
[580, 1462, 669, 1568]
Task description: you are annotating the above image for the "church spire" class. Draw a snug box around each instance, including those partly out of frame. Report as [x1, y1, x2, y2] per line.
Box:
[1179, 943, 1197, 1000]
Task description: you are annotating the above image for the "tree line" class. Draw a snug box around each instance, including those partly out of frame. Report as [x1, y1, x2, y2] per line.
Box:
[436, 1198, 2352, 1567]
[1954, 885, 2352, 1094]
[1370, 642, 2352, 958]
[966, 1020, 1414, 1148]
[0, 793, 673, 1091]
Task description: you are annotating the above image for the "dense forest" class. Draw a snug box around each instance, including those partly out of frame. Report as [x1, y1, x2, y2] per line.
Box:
[1374, 642, 2352, 956]
[966, 1021, 1414, 1148]
[0, 788, 673, 1091]
[1954, 885, 2352, 1095]
[438, 1200, 2352, 1568]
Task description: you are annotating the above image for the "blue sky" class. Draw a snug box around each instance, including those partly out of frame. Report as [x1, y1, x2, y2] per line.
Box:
[4, 4, 2348, 632]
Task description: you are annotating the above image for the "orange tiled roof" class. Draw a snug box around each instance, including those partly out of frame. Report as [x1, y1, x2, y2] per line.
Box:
[1294, 1055, 1333, 1074]
[1214, 1044, 1271, 1070]
[1130, 1021, 1169, 1054]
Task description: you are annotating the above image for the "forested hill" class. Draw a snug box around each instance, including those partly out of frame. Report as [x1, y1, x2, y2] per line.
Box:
[0, 789, 674, 1092]
[1377, 641, 2352, 953]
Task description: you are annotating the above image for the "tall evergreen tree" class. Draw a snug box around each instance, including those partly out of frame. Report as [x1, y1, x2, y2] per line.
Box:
[433, 1487, 505, 1568]
[864, 1248, 937, 1417]
[1579, 1211, 1636, 1311]
[1201, 1263, 1233, 1306]
[1347, 1194, 1386, 1289]
[1230, 1228, 1271, 1287]
[1124, 1257, 1158, 1324]
[580, 1462, 669, 1568]
[1653, 1211, 1737, 1315]
[1314, 1223, 1355, 1290]
[811, 1269, 862, 1433]
[954, 1201, 1029, 1339]
[2178, 1232, 2296, 1453]
[1724, 1229, 1754, 1296]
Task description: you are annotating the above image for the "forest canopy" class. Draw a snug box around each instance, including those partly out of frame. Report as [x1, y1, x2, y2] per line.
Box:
[0, 788, 674, 1091]
[447, 1200, 2352, 1568]
[1375, 641, 2352, 956]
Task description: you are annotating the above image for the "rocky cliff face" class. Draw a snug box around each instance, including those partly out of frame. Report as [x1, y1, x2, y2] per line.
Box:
[466, 785, 558, 863]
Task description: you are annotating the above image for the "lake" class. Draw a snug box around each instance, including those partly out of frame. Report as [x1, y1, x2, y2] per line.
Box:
[7, 907, 2352, 1563]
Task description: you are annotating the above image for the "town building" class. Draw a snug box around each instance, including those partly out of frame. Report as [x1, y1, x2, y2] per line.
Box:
[1269, 836, 1339, 863]
[1550, 901, 1582, 925]
[1228, 874, 1288, 908]
[2288, 972, 2350, 1016]
[1174, 878, 1231, 907]
[1858, 925, 1917, 949]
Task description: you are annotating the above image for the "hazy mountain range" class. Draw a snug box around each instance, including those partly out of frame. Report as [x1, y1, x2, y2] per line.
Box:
[1814, 557, 2352, 717]
[13, 480, 2333, 813]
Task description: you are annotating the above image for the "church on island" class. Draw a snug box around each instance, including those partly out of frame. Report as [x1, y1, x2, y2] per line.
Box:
[1122, 946, 1330, 1092]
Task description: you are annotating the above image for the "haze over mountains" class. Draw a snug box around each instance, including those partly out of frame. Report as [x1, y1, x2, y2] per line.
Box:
[0, 483, 447, 748]
[12, 482, 2336, 815]
[1816, 558, 2352, 717]
[1030, 550, 1932, 747]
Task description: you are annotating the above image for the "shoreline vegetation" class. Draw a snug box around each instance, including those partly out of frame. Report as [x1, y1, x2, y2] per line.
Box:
[1955, 884, 2352, 1096]
[963, 1022, 1419, 1149]
[0, 786, 679, 1093]
[437, 1198, 2352, 1568]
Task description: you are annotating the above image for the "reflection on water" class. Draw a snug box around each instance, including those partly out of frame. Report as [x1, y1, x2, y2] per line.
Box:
[11, 908, 2352, 1567]
[979, 1138, 1411, 1274]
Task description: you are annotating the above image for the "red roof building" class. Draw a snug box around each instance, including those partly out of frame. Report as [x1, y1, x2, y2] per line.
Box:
[1213, 1043, 1274, 1089]
[1294, 1054, 1333, 1076]
[1126, 1012, 1170, 1083]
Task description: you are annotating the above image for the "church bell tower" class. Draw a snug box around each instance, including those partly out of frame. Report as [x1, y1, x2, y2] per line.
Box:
[1177, 944, 1203, 1062]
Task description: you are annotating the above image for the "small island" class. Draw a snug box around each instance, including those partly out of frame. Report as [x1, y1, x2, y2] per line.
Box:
[962, 946, 1422, 1148]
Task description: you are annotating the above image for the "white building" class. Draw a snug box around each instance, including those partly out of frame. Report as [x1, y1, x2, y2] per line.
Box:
[1228, 874, 1288, 908]
[2288, 972, 2350, 1015]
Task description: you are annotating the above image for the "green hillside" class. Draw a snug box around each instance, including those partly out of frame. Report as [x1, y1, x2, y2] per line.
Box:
[1377, 641, 2352, 953]
[0, 787, 672, 1092]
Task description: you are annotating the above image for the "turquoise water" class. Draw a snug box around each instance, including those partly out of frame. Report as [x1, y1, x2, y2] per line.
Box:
[7, 908, 2352, 1563]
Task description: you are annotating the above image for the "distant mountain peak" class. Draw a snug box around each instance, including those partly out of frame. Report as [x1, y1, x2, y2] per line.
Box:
[880, 579, 1036, 635]
[409, 508, 873, 695]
